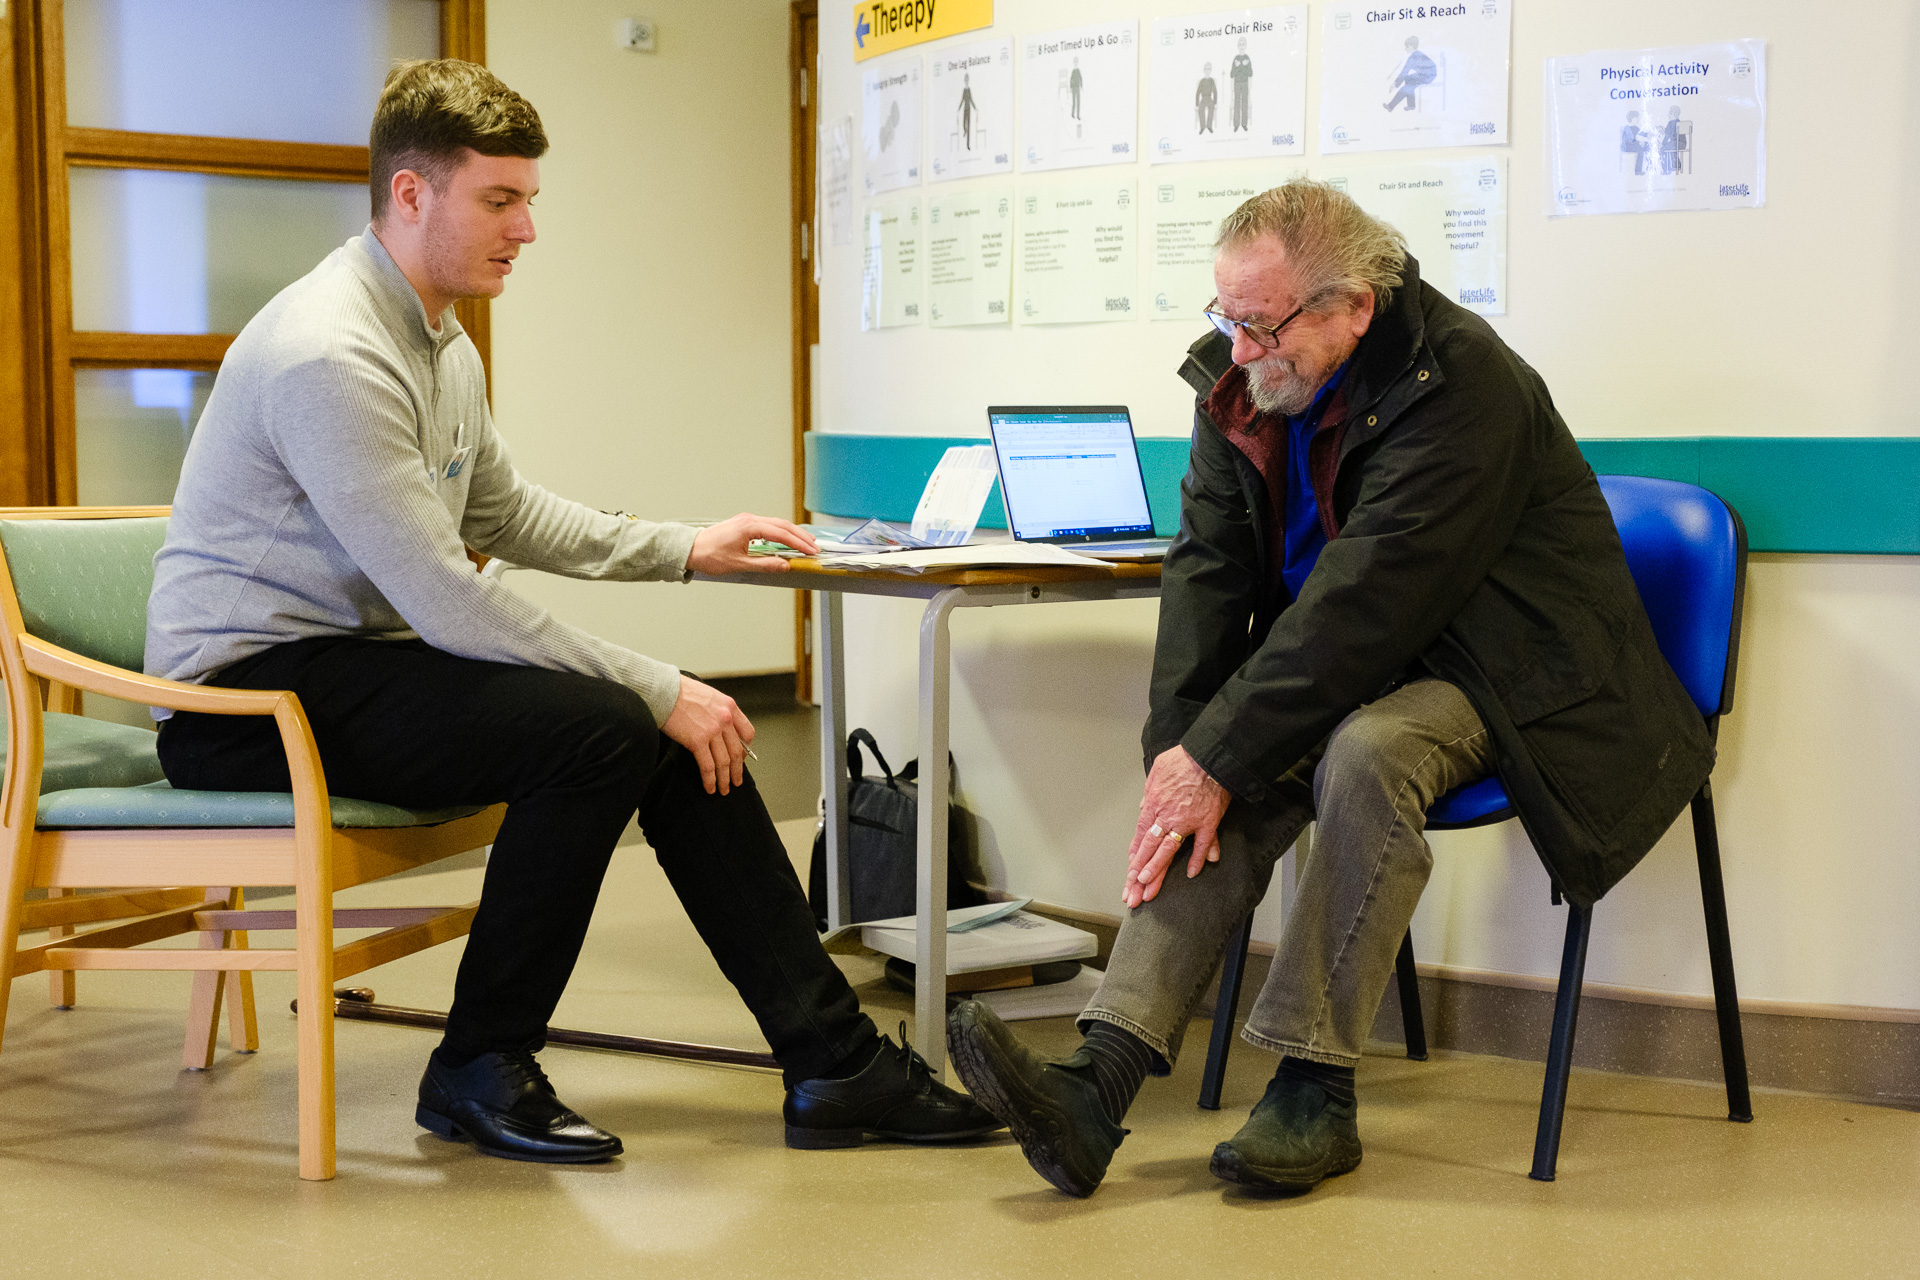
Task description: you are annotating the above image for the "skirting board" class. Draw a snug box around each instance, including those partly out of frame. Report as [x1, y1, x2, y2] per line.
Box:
[1022, 901, 1920, 1111]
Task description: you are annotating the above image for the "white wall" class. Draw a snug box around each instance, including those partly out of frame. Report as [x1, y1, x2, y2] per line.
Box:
[486, 0, 798, 677]
[816, 0, 1920, 1011]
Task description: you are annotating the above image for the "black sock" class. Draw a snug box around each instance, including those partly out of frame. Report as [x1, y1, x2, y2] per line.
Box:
[820, 1034, 885, 1080]
[1076, 1021, 1156, 1127]
[432, 1043, 482, 1071]
[1279, 1055, 1356, 1107]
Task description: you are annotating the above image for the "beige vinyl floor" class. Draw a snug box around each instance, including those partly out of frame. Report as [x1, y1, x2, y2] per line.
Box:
[2, 817, 1916, 1279]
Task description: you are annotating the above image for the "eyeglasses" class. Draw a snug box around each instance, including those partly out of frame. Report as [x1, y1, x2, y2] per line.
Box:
[1202, 299, 1307, 350]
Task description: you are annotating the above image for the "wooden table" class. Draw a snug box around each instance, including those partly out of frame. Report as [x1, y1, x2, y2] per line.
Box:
[696, 557, 1163, 1074]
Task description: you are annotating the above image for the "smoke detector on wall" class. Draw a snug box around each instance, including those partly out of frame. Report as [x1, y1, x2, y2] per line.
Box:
[616, 18, 657, 53]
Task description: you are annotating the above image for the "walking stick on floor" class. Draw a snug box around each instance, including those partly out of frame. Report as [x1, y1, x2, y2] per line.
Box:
[290, 988, 781, 1070]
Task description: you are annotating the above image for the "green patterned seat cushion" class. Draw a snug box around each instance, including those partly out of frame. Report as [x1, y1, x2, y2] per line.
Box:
[0, 707, 168, 792]
[0, 518, 167, 670]
[37, 780, 485, 829]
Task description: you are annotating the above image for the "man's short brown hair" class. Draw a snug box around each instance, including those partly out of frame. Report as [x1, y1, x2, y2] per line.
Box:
[369, 59, 548, 221]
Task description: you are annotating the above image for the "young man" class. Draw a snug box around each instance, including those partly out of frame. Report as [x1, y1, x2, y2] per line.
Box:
[147, 59, 999, 1164]
[948, 181, 1711, 1197]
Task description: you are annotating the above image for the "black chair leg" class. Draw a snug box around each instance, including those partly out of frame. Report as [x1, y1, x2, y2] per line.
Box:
[1198, 913, 1255, 1110]
[1691, 782, 1754, 1123]
[1395, 931, 1428, 1060]
[1530, 902, 1594, 1182]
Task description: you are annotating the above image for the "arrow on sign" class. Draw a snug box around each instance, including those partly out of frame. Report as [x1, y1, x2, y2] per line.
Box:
[855, 11, 870, 47]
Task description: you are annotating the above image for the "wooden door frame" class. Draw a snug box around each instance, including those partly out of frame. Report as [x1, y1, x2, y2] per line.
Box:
[0, 0, 488, 506]
[789, 0, 818, 702]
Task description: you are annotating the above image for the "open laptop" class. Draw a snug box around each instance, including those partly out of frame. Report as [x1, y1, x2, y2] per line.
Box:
[985, 406, 1173, 560]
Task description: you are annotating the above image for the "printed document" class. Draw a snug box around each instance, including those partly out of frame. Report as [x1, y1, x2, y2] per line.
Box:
[1318, 157, 1507, 315]
[928, 187, 1013, 326]
[860, 197, 923, 329]
[862, 55, 923, 196]
[1546, 40, 1766, 217]
[1020, 20, 1139, 173]
[1149, 172, 1281, 321]
[929, 37, 1013, 182]
[1319, 0, 1511, 154]
[1149, 8, 1307, 164]
[1018, 181, 1138, 325]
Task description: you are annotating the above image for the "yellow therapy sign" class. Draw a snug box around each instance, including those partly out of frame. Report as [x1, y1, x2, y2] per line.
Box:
[852, 0, 992, 63]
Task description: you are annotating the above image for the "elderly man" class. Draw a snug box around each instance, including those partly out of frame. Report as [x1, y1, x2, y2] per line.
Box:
[949, 180, 1710, 1196]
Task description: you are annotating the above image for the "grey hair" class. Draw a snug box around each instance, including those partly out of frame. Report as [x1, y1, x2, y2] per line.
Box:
[1214, 179, 1409, 312]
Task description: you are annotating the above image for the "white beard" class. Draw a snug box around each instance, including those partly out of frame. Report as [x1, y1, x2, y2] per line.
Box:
[1245, 352, 1321, 417]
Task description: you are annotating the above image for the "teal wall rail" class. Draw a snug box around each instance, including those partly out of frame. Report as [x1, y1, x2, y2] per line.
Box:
[805, 433, 1920, 555]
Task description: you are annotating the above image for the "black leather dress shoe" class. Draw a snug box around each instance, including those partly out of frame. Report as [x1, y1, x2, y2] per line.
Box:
[417, 1048, 623, 1164]
[784, 1023, 1006, 1149]
[947, 1000, 1127, 1197]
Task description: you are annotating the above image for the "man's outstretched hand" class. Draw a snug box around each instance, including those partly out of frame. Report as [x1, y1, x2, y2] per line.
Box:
[687, 512, 818, 575]
[1123, 745, 1231, 909]
[661, 675, 755, 795]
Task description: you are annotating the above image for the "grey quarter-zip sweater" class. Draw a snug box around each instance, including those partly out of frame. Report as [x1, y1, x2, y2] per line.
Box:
[146, 227, 696, 723]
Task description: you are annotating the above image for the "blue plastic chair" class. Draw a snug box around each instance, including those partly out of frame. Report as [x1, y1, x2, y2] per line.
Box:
[1197, 475, 1753, 1181]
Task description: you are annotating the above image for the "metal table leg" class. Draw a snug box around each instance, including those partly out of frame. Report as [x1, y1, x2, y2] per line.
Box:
[913, 587, 963, 1075]
[817, 590, 852, 930]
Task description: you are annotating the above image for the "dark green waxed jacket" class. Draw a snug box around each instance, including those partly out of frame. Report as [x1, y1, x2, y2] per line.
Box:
[1145, 256, 1713, 906]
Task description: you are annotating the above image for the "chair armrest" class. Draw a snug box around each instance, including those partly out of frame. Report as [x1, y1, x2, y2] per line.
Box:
[17, 635, 287, 716]
[11, 634, 332, 859]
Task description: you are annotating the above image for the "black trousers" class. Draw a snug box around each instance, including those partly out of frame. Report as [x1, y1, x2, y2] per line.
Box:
[157, 637, 877, 1086]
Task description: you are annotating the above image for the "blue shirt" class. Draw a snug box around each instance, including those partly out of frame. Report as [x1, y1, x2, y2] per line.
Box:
[1280, 360, 1351, 600]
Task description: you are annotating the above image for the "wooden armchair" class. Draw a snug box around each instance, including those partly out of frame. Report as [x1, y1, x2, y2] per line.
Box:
[0, 507, 505, 1179]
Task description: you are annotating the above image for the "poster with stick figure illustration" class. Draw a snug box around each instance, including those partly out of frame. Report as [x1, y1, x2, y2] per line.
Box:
[1319, 1, 1510, 154]
[862, 55, 923, 195]
[929, 37, 1013, 182]
[1545, 40, 1766, 216]
[1019, 20, 1138, 173]
[1150, 8, 1306, 164]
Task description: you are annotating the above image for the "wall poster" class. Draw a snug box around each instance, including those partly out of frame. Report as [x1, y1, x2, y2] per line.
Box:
[1149, 8, 1307, 165]
[1545, 40, 1766, 217]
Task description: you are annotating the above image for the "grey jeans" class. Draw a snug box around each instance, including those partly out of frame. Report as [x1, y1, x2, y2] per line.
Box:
[1083, 678, 1493, 1069]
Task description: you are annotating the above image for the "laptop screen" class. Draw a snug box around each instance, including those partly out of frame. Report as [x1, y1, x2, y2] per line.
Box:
[987, 408, 1155, 542]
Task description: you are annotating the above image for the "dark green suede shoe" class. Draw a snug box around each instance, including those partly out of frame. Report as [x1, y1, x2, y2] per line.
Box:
[1209, 1070, 1363, 1192]
[947, 1000, 1127, 1197]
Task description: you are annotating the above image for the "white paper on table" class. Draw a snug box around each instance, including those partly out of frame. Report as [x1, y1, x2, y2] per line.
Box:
[1019, 181, 1137, 325]
[928, 186, 1013, 327]
[862, 56, 923, 196]
[1149, 8, 1307, 165]
[1318, 156, 1507, 315]
[823, 116, 854, 247]
[928, 37, 1013, 182]
[1318, 0, 1511, 155]
[1545, 40, 1765, 218]
[860, 197, 923, 330]
[1148, 171, 1289, 321]
[820, 542, 1111, 573]
[910, 445, 999, 546]
[1020, 20, 1139, 173]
